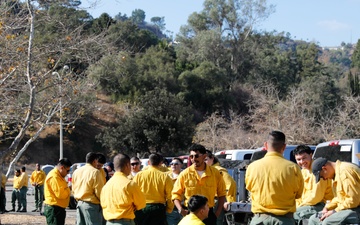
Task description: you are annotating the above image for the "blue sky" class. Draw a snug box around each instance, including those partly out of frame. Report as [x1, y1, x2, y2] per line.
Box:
[81, 0, 360, 47]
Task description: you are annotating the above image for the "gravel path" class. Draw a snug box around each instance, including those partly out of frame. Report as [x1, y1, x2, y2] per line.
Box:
[0, 213, 76, 225]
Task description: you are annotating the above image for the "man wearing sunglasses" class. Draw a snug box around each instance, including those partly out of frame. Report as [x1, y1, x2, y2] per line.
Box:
[172, 144, 226, 225]
[128, 157, 141, 180]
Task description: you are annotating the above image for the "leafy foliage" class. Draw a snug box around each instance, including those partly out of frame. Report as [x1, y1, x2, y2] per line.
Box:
[96, 89, 195, 155]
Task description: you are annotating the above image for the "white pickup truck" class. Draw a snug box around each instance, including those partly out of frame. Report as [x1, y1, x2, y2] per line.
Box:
[313, 139, 360, 165]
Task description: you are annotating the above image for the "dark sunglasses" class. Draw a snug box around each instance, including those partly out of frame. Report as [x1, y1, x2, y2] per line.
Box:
[131, 162, 140, 166]
[189, 154, 202, 159]
[170, 162, 179, 166]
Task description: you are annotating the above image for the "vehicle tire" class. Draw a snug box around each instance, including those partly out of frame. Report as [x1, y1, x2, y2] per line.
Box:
[68, 196, 77, 209]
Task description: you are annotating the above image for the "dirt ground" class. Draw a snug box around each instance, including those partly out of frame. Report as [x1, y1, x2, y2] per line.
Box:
[0, 213, 76, 225]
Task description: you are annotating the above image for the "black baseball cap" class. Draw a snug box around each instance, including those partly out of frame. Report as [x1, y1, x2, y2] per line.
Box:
[312, 157, 328, 183]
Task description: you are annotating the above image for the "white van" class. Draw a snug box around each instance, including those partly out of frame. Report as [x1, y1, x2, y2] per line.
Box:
[215, 149, 255, 160]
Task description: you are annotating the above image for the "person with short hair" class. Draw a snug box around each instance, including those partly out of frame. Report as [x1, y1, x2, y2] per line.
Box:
[166, 157, 183, 225]
[178, 195, 209, 225]
[43, 158, 72, 225]
[100, 153, 146, 225]
[128, 157, 141, 180]
[245, 131, 304, 225]
[10, 169, 21, 212]
[134, 153, 174, 225]
[292, 145, 333, 224]
[30, 163, 47, 213]
[172, 144, 226, 225]
[72, 152, 105, 225]
[308, 157, 360, 225]
[19, 166, 28, 212]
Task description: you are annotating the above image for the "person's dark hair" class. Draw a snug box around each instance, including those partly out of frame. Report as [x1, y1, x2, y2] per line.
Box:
[15, 169, 21, 174]
[188, 195, 208, 213]
[130, 156, 140, 162]
[105, 162, 114, 171]
[293, 145, 313, 156]
[205, 150, 219, 164]
[58, 158, 72, 168]
[172, 157, 183, 164]
[267, 130, 286, 150]
[85, 152, 98, 163]
[113, 153, 130, 171]
[96, 153, 106, 164]
[21, 166, 26, 172]
[189, 144, 207, 154]
[149, 153, 162, 166]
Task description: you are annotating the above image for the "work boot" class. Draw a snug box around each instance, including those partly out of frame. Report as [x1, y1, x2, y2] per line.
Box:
[19, 209, 27, 212]
[9, 208, 15, 212]
[31, 209, 38, 212]
[16, 208, 21, 212]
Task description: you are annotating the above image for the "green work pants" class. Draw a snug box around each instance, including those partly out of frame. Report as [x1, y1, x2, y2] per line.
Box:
[34, 185, 44, 210]
[44, 204, 66, 225]
[250, 213, 296, 225]
[19, 186, 27, 210]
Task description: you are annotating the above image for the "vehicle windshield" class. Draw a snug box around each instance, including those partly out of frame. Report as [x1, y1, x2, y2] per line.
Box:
[313, 145, 352, 162]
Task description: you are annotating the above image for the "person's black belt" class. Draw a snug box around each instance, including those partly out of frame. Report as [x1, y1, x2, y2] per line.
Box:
[109, 218, 133, 222]
[255, 212, 293, 219]
[146, 203, 165, 206]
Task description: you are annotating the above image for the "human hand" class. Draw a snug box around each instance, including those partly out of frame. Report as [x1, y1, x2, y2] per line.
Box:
[320, 210, 335, 221]
[179, 208, 188, 217]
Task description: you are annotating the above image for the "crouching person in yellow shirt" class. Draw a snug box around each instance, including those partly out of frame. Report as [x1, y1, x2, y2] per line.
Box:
[101, 153, 146, 225]
[178, 195, 209, 225]
[44, 158, 72, 225]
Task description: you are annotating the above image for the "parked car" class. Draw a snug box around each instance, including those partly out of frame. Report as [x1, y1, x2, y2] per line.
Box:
[253, 144, 316, 163]
[313, 139, 360, 165]
[41, 164, 54, 175]
[215, 149, 255, 160]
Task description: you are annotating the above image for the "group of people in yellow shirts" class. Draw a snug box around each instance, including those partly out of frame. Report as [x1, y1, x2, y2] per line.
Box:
[35, 145, 234, 225]
[246, 131, 360, 225]
[7, 130, 360, 225]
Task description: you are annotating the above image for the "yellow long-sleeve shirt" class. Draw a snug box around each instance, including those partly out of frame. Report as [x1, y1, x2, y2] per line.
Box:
[30, 170, 46, 186]
[133, 166, 174, 213]
[213, 162, 237, 202]
[13, 175, 22, 189]
[296, 163, 333, 207]
[172, 164, 226, 208]
[178, 213, 205, 225]
[72, 163, 104, 204]
[20, 172, 28, 188]
[101, 172, 146, 220]
[325, 160, 360, 212]
[245, 151, 304, 215]
[13, 176, 22, 189]
[44, 168, 71, 208]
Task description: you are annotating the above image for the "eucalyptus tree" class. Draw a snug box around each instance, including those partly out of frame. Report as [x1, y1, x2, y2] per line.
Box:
[176, 0, 275, 81]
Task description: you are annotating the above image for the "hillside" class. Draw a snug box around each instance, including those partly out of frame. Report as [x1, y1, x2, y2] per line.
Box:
[2, 94, 122, 167]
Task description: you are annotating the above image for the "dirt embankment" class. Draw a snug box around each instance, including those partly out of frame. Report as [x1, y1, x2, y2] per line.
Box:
[1, 93, 124, 168]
